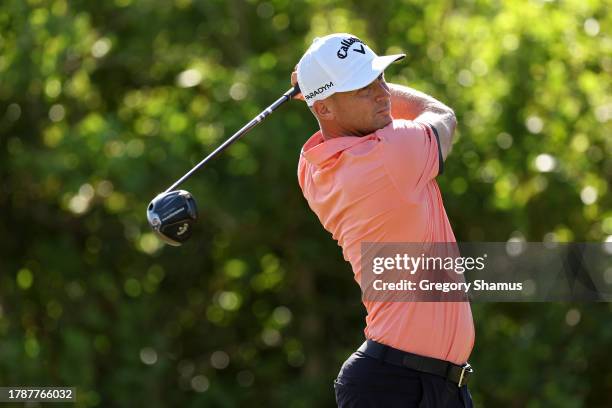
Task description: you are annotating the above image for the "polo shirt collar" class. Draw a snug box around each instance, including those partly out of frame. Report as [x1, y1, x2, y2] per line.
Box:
[301, 131, 372, 166]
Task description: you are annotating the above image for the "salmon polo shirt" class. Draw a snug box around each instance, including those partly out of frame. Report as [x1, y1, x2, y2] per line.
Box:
[297, 118, 475, 365]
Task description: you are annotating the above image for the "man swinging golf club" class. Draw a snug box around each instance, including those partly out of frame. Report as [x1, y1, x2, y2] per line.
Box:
[292, 33, 475, 407]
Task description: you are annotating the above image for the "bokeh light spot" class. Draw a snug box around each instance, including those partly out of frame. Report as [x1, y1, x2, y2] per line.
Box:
[229, 83, 247, 101]
[177, 69, 202, 88]
[534, 154, 556, 172]
[584, 18, 600, 36]
[140, 347, 158, 365]
[124, 278, 142, 297]
[237, 370, 254, 387]
[17, 268, 33, 290]
[525, 116, 543, 133]
[496, 132, 513, 149]
[210, 350, 230, 369]
[49, 104, 65, 122]
[218, 291, 241, 311]
[191, 375, 209, 392]
[92, 38, 112, 58]
[565, 309, 581, 326]
[262, 328, 281, 346]
[272, 306, 292, 326]
[580, 186, 597, 205]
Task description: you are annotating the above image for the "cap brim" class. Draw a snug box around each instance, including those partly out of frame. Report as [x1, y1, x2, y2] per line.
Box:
[336, 54, 405, 93]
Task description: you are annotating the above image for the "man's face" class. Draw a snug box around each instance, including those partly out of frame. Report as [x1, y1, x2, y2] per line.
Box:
[325, 73, 392, 136]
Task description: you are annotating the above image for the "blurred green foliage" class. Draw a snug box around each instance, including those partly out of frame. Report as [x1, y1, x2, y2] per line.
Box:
[0, 0, 611, 406]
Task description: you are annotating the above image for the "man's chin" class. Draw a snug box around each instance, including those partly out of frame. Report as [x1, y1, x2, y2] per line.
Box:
[376, 115, 393, 130]
[357, 116, 393, 136]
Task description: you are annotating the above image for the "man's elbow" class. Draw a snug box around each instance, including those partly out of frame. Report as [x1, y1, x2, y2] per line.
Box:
[445, 107, 457, 135]
[448, 110, 457, 143]
[440, 110, 456, 160]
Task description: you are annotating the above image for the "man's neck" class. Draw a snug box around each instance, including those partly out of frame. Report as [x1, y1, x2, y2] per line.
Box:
[319, 122, 368, 140]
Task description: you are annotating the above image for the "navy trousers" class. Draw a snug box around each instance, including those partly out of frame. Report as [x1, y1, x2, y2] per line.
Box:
[334, 351, 474, 408]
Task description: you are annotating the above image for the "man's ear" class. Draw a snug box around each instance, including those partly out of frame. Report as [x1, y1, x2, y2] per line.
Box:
[312, 99, 335, 121]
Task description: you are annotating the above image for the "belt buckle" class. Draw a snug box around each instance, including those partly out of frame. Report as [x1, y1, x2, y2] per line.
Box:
[457, 363, 473, 387]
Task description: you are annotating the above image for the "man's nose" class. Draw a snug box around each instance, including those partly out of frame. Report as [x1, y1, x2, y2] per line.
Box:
[375, 80, 391, 101]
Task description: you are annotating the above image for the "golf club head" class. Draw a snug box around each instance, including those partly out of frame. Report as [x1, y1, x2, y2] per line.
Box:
[147, 190, 198, 246]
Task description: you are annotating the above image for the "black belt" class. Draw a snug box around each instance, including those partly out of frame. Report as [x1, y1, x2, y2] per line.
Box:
[358, 339, 473, 387]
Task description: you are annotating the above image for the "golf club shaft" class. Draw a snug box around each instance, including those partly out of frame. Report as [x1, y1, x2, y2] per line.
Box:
[165, 85, 301, 193]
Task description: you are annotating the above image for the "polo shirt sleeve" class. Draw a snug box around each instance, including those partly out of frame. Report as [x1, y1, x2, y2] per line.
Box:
[380, 120, 442, 201]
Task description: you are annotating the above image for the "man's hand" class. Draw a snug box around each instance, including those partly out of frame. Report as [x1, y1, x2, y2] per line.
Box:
[291, 68, 305, 101]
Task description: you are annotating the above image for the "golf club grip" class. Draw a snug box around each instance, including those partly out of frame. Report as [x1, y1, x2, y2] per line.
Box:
[164, 86, 301, 193]
[286, 84, 301, 98]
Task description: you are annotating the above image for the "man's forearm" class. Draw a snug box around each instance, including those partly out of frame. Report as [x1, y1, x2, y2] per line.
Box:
[389, 83, 454, 120]
[388, 83, 457, 160]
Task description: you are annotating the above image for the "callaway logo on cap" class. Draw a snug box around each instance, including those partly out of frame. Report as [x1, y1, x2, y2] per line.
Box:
[296, 33, 405, 106]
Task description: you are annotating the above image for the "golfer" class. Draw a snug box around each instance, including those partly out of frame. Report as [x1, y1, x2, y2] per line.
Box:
[292, 34, 475, 407]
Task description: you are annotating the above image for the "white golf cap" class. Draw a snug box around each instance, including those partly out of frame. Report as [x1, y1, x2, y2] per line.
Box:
[297, 33, 405, 106]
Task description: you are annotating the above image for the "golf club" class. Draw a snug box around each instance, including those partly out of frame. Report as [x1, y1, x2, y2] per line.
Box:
[147, 85, 301, 246]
